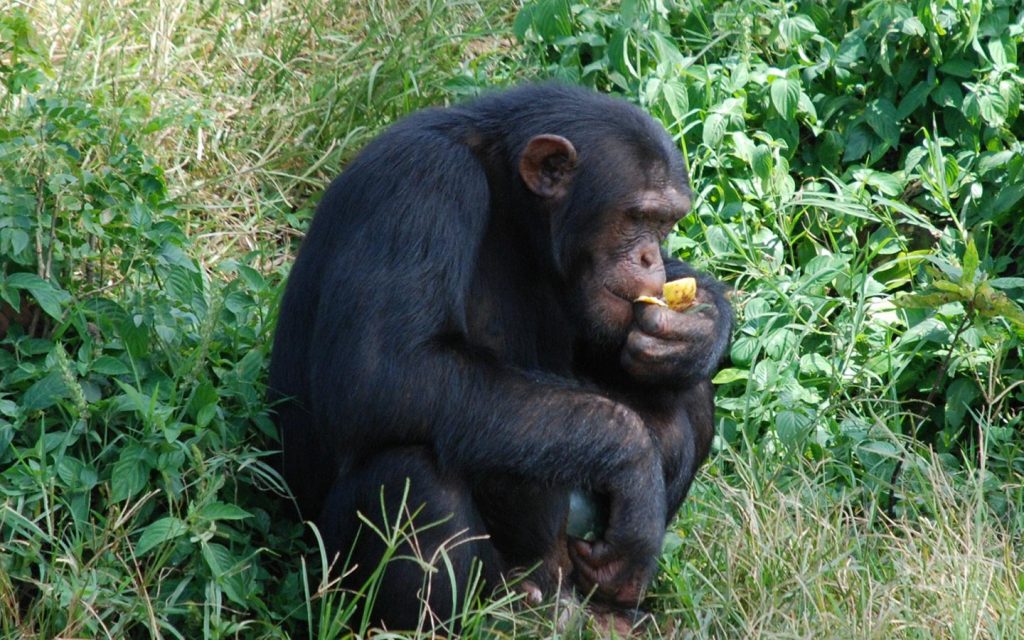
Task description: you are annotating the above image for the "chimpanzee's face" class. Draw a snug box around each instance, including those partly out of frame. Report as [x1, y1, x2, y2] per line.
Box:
[570, 184, 691, 348]
[518, 132, 691, 349]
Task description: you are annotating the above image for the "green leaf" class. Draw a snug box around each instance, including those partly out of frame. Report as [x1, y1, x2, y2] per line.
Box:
[961, 239, 979, 286]
[751, 145, 773, 181]
[136, 517, 189, 556]
[989, 278, 1024, 290]
[974, 283, 1024, 328]
[894, 291, 962, 309]
[776, 409, 812, 447]
[702, 113, 726, 148]
[797, 91, 817, 123]
[856, 169, 904, 196]
[4, 272, 70, 319]
[923, 256, 964, 281]
[0, 399, 17, 416]
[836, 34, 866, 67]
[977, 150, 1016, 176]
[843, 124, 873, 162]
[778, 15, 817, 47]
[770, 78, 801, 119]
[0, 283, 18, 311]
[22, 372, 69, 411]
[764, 328, 798, 359]
[856, 440, 899, 473]
[111, 449, 148, 502]
[932, 279, 968, 295]
[999, 80, 1021, 120]
[803, 254, 850, 282]
[115, 379, 158, 418]
[901, 16, 926, 37]
[2, 228, 30, 256]
[865, 99, 900, 144]
[92, 356, 131, 376]
[989, 183, 1024, 217]
[987, 38, 1008, 68]
[660, 79, 689, 125]
[202, 542, 251, 606]
[897, 80, 934, 119]
[712, 368, 748, 384]
[730, 336, 758, 367]
[938, 58, 975, 78]
[512, 7, 532, 41]
[197, 502, 253, 522]
[932, 79, 963, 108]
[514, 0, 572, 41]
[752, 359, 778, 389]
[729, 131, 755, 163]
[943, 156, 961, 189]
[978, 92, 1008, 127]
[608, 28, 632, 79]
[799, 353, 832, 376]
[944, 378, 980, 430]
[963, 91, 981, 120]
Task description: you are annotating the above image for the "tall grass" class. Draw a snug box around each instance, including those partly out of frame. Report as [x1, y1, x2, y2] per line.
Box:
[22, 0, 520, 264]
[657, 450, 1024, 638]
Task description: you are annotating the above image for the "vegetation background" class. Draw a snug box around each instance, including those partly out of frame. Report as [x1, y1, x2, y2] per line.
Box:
[1, 0, 1022, 637]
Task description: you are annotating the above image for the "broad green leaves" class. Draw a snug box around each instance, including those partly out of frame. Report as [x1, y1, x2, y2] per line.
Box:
[896, 238, 1024, 334]
[514, 0, 1024, 498]
[136, 517, 189, 556]
[1, 273, 70, 319]
[769, 78, 801, 120]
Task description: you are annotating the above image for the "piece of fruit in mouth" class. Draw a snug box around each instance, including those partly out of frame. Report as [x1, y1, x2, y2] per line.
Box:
[635, 277, 697, 311]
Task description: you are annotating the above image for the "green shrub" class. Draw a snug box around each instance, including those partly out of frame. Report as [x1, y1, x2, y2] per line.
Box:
[0, 10, 311, 637]
[516, 0, 1024, 512]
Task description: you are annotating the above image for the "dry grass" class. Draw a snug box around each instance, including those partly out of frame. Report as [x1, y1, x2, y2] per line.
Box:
[652, 451, 1024, 639]
[18, 0, 522, 273]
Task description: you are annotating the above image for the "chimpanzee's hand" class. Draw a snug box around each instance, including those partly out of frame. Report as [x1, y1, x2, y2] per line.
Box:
[568, 460, 666, 606]
[568, 538, 658, 606]
[621, 287, 723, 385]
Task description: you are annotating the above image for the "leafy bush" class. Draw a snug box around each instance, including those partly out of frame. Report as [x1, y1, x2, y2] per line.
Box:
[0, 10, 310, 637]
[516, 0, 1024, 512]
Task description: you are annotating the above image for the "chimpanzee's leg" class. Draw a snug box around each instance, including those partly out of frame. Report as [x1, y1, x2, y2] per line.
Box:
[318, 447, 504, 631]
[474, 479, 572, 596]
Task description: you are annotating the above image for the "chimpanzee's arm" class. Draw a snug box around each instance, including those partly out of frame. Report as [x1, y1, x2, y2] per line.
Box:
[595, 255, 731, 517]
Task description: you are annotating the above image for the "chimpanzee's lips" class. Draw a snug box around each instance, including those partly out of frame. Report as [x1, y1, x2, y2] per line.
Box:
[603, 285, 635, 304]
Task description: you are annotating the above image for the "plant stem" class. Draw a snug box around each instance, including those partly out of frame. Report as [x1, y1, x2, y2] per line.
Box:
[886, 306, 974, 517]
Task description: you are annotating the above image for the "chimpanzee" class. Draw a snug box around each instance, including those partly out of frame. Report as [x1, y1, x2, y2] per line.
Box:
[268, 83, 732, 630]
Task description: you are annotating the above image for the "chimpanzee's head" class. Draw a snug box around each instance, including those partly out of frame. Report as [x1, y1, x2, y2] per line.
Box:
[517, 99, 692, 350]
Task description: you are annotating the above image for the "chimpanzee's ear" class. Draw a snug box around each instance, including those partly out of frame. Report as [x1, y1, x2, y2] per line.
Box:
[519, 134, 578, 200]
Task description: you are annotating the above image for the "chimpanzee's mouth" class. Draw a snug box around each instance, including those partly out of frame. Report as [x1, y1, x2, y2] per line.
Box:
[603, 285, 634, 304]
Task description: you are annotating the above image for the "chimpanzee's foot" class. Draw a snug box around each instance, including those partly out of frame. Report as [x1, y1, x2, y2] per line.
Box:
[588, 601, 653, 637]
[550, 590, 652, 637]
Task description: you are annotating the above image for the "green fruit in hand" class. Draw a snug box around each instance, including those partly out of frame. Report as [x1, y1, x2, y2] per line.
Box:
[566, 489, 608, 542]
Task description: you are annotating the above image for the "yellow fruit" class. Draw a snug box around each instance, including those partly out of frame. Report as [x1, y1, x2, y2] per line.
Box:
[634, 295, 668, 307]
[663, 277, 697, 311]
[634, 277, 698, 312]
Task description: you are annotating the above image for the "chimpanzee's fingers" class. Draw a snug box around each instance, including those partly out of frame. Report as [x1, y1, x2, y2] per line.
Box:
[622, 332, 695, 381]
[633, 303, 717, 342]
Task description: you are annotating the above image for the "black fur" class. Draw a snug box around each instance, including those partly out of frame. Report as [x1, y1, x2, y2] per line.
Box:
[268, 84, 732, 629]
